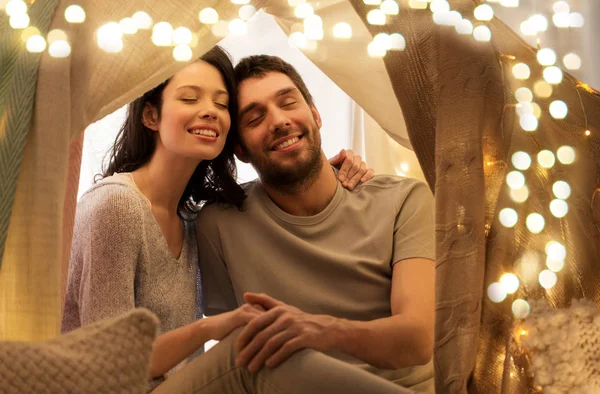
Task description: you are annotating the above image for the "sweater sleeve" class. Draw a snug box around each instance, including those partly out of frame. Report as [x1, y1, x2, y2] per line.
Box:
[76, 185, 144, 326]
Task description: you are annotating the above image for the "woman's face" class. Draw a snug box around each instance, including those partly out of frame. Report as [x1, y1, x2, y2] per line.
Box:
[150, 60, 232, 161]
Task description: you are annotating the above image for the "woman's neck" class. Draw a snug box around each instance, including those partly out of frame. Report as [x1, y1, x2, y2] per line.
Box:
[132, 145, 201, 214]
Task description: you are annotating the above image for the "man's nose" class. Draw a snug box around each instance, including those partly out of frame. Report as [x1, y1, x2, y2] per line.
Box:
[269, 109, 291, 133]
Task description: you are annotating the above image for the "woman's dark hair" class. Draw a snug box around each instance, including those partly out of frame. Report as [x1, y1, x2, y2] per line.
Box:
[100, 46, 245, 218]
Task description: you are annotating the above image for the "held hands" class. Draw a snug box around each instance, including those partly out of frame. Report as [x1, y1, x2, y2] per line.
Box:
[329, 149, 375, 190]
[206, 304, 264, 341]
[235, 292, 339, 372]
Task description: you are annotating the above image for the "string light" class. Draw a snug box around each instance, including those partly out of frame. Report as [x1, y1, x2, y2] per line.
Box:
[20, 26, 40, 42]
[511, 151, 532, 170]
[533, 81, 553, 98]
[537, 48, 557, 66]
[512, 299, 531, 318]
[543, 66, 563, 84]
[367, 9, 386, 25]
[9, 13, 29, 29]
[550, 199, 569, 218]
[380, 0, 399, 15]
[48, 40, 72, 57]
[499, 208, 518, 228]
[488, 282, 507, 302]
[512, 63, 531, 80]
[295, 3, 314, 19]
[97, 22, 124, 52]
[500, 273, 520, 294]
[333, 22, 352, 39]
[553, 12, 570, 28]
[430, 0, 450, 13]
[199, 8, 219, 24]
[64, 4, 85, 23]
[556, 147, 575, 165]
[408, 0, 428, 9]
[474, 4, 494, 21]
[5, 0, 27, 16]
[25, 34, 46, 53]
[132, 11, 152, 29]
[546, 241, 567, 262]
[546, 258, 565, 272]
[231, 0, 250, 4]
[553, 1, 570, 14]
[552, 181, 572, 199]
[119, 18, 138, 35]
[455, 19, 474, 35]
[563, 53, 581, 70]
[515, 87, 533, 103]
[304, 15, 323, 40]
[569, 13, 584, 28]
[500, 0, 519, 7]
[473, 26, 492, 41]
[172, 44, 192, 62]
[373, 33, 392, 50]
[537, 150, 556, 168]
[510, 186, 529, 203]
[389, 33, 406, 50]
[526, 213, 545, 234]
[47, 29, 68, 43]
[172, 27, 193, 45]
[363, 0, 382, 4]
[367, 41, 386, 57]
[539, 269, 557, 289]
[520, 114, 538, 131]
[585, 130, 591, 136]
[506, 171, 525, 189]
[151, 22, 173, 46]
[549, 100, 568, 119]
[288, 31, 308, 49]
[529, 14, 548, 32]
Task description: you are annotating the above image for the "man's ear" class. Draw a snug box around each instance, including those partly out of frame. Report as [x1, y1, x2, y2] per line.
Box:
[142, 103, 160, 131]
[234, 143, 250, 163]
[310, 105, 322, 129]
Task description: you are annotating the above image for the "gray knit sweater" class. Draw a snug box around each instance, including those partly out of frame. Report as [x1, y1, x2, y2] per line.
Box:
[62, 173, 201, 376]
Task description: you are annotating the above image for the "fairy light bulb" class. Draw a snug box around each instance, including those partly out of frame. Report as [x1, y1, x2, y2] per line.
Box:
[500, 273, 520, 294]
[546, 241, 567, 261]
[473, 26, 491, 41]
[172, 27, 192, 45]
[539, 269, 557, 289]
[367, 41, 386, 57]
[151, 21, 172, 46]
[517, 102, 534, 117]
[550, 199, 568, 218]
[556, 146, 575, 165]
[569, 13, 584, 28]
[363, 0, 382, 4]
[295, 3, 314, 18]
[543, 66, 563, 84]
[499, 208, 518, 228]
[474, 4, 494, 21]
[520, 114, 538, 131]
[529, 14, 548, 31]
[506, 171, 525, 189]
[367, 9, 386, 25]
[408, 0, 428, 9]
[239, 5, 257, 21]
[547, 258, 565, 272]
[25, 34, 46, 53]
[332, 22, 352, 39]
[172, 44, 192, 61]
[97, 22, 124, 52]
[5, 0, 26, 16]
[511, 151, 531, 170]
[119, 18, 138, 35]
[380, 0, 399, 15]
[553, 1, 570, 13]
[537, 48, 556, 66]
[526, 213, 545, 234]
[512, 63, 531, 80]
[537, 150, 556, 168]
[211, 21, 229, 37]
[553, 12, 570, 28]
[389, 33, 406, 50]
[288, 32, 308, 49]
[552, 180, 571, 199]
[48, 40, 72, 57]
[373, 33, 392, 50]
[520, 20, 536, 36]
[9, 13, 29, 29]
[488, 282, 507, 302]
[512, 299, 531, 318]
[500, 0, 519, 7]
[456, 19, 474, 35]
[534, 81, 553, 98]
[231, 0, 250, 4]
[20, 26, 40, 42]
[64, 4, 85, 23]
[515, 87, 533, 103]
[510, 186, 529, 203]
[199, 8, 219, 24]
[430, 0, 450, 13]
[549, 100, 568, 119]
[563, 53, 581, 70]
[132, 11, 152, 29]
[304, 15, 323, 40]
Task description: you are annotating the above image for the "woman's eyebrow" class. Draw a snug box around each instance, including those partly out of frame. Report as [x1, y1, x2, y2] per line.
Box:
[176, 85, 229, 97]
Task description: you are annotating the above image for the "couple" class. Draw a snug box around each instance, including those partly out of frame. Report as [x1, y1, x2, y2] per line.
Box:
[62, 46, 435, 393]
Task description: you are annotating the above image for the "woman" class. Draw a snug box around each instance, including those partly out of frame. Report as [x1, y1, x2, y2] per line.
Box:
[61, 46, 381, 391]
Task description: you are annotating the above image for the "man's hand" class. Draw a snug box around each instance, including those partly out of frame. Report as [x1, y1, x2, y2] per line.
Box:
[235, 292, 339, 372]
[329, 149, 375, 190]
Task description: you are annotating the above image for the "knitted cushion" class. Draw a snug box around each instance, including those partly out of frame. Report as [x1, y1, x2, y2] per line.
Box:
[520, 299, 600, 394]
[0, 308, 158, 394]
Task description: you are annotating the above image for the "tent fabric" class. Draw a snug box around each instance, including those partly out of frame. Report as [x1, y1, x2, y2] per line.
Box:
[1, 0, 599, 393]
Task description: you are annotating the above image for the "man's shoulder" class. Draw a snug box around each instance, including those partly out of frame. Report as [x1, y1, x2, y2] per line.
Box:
[197, 179, 260, 222]
[356, 174, 428, 194]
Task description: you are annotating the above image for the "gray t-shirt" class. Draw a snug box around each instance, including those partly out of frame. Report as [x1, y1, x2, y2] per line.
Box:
[196, 174, 435, 390]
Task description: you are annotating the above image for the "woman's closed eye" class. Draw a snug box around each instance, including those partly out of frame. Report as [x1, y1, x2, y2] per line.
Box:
[180, 97, 197, 103]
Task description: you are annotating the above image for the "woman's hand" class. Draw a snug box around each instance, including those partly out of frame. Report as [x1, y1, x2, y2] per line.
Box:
[205, 304, 264, 341]
[329, 149, 375, 190]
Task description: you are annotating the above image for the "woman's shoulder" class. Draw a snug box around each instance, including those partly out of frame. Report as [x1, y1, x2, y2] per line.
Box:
[77, 173, 148, 218]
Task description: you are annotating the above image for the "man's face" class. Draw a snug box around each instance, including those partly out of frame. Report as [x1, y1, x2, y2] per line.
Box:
[236, 72, 323, 188]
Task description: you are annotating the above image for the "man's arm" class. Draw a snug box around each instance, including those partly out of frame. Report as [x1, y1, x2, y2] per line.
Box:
[235, 257, 434, 372]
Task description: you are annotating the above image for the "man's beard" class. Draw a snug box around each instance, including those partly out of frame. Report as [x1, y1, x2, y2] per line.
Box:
[245, 127, 323, 194]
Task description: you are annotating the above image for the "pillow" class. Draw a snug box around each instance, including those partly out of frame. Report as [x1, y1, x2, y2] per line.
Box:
[0, 308, 158, 394]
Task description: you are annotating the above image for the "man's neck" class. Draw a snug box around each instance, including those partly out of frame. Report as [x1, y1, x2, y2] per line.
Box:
[261, 153, 338, 216]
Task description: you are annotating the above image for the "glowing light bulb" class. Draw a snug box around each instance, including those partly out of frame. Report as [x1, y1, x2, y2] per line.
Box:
[132, 11, 152, 29]
[488, 282, 507, 302]
[473, 26, 491, 41]
[544, 66, 563, 84]
[380, 0, 399, 15]
[151, 21, 172, 46]
[517, 102, 534, 117]
[408, 0, 428, 9]
[511, 151, 531, 170]
[506, 171, 525, 189]
[97, 22, 124, 52]
[550, 199, 568, 218]
[474, 4, 494, 21]
[231, 0, 250, 4]
[48, 40, 72, 57]
[510, 186, 529, 203]
[119, 17, 138, 35]
[9, 12, 29, 29]
[239, 5, 257, 20]
[304, 15, 323, 40]
[25, 34, 46, 53]
[333, 22, 352, 39]
[229, 19, 247, 35]
[64, 4, 85, 23]
[520, 114, 538, 131]
[499, 208, 518, 228]
[288, 32, 308, 49]
[526, 213, 545, 234]
[529, 14, 548, 31]
[5, 0, 26, 16]
[537, 48, 556, 66]
[173, 45, 192, 61]
[389, 33, 406, 50]
[520, 20, 536, 36]
[456, 19, 474, 35]
[563, 53, 581, 70]
[512, 63, 530, 80]
[500, 273, 520, 294]
[553, 12, 570, 28]
[211, 21, 229, 37]
[500, 0, 519, 7]
[173, 27, 192, 45]
[547, 258, 565, 272]
[569, 12, 584, 28]
[546, 241, 567, 261]
[199, 8, 219, 24]
[20, 26, 40, 42]
[512, 299, 531, 318]
[373, 33, 392, 50]
[367, 41, 386, 57]
[534, 81, 553, 98]
[363, 0, 382, 4]
[549, 100, 568, 119]
[556, 146, 575, 165]
[537, 150, 556, 168]
[539, 269, 557, 289]
[367, 9, 386, 25]
[515, 87, 533, 103]
[47, 29, 67, 43]
[295, 3, 314, 18]
[552, 180, 571, 199]
[430, 0, 450, 13]
[553, 1, 570, 13]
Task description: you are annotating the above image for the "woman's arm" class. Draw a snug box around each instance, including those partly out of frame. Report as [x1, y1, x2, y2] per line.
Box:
[149, 305, 263, 377]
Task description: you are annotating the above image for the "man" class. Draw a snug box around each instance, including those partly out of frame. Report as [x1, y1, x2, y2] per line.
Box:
[196, 55, 435, 392]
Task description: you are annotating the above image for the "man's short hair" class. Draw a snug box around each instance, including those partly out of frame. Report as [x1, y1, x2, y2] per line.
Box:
[234, 55, 314, 107]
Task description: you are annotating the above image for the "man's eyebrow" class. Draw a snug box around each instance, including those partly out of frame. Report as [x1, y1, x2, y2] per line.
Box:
[239, 87, 300, 120]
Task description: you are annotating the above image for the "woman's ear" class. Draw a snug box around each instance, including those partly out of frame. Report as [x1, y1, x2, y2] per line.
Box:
[142, 103, 160, 131]
[234, 143, 250, 163]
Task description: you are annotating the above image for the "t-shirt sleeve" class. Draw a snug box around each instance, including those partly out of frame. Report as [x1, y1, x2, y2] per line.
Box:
[392, 181, 436, 265]
[196, 207, 239, 316]
[77, 187, 142, 326]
